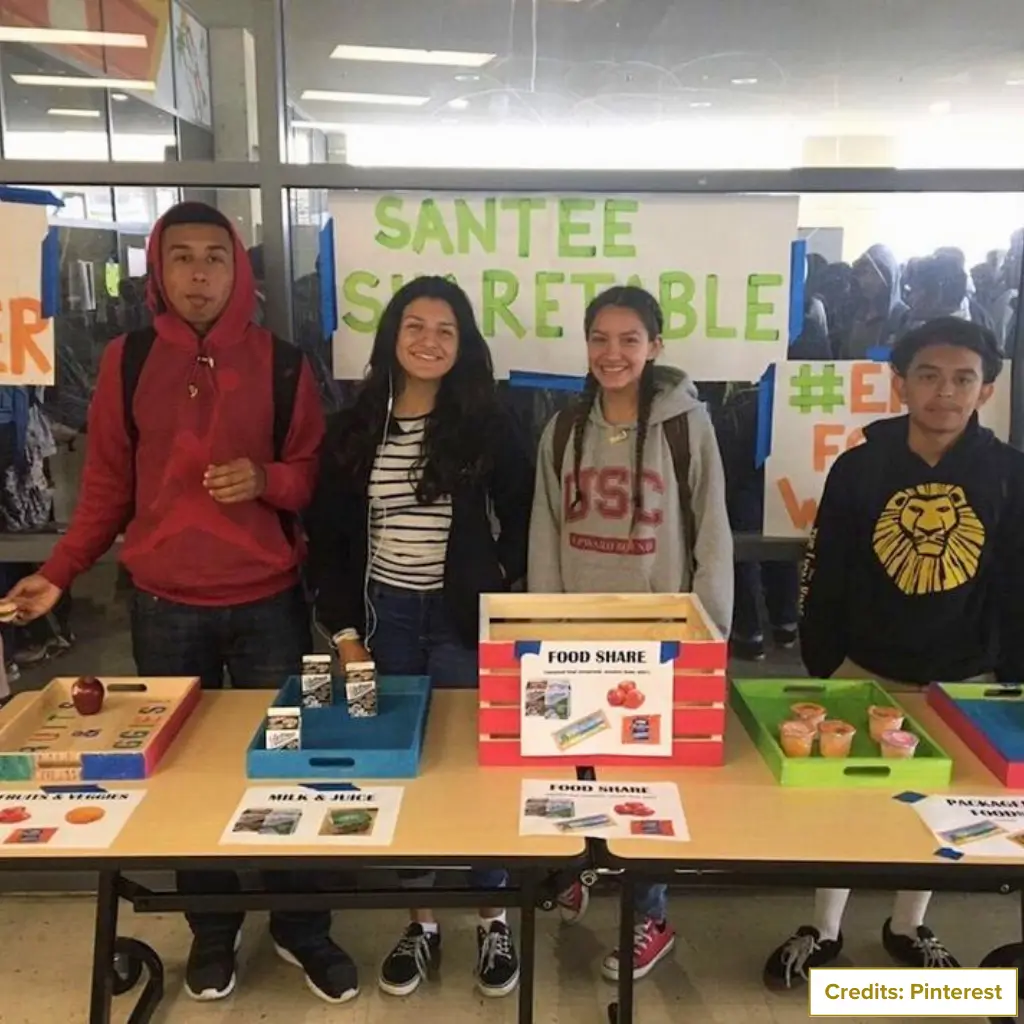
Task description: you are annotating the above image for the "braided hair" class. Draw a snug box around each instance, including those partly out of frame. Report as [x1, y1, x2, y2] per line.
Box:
[571, 286, 664, 524]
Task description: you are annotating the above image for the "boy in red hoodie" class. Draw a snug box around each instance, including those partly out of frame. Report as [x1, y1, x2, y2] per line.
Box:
[6, 202, 357, 1005]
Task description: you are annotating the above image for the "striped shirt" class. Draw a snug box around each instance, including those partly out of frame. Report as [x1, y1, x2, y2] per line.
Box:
[368, 416, 452, 591]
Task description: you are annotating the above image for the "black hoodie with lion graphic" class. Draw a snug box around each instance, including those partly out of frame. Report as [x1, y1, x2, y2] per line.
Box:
[800, 413, 1024, 684]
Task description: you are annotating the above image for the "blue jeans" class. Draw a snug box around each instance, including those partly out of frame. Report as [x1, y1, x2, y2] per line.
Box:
[368, 580, 506, 891]
[131, 585, 332, 950]
[636, 883, 668, 923]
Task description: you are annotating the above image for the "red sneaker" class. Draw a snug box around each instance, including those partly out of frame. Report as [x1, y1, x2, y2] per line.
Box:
[601, 917, 676, 981]
[557, 881, 590, 924]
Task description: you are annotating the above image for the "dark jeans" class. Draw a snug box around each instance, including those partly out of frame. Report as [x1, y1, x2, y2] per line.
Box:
[733, 560, 800, 642]
[131, 585, 330, 949]
[368, 580, 506, 892]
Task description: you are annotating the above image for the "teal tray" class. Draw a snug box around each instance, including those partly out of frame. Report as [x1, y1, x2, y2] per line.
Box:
[731, 678, 953, 788]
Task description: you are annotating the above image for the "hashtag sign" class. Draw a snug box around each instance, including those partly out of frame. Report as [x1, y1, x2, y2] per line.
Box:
[789, 363, 845, 414]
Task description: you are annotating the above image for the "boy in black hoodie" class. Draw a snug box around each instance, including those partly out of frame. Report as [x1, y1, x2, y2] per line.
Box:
[765, 316, 1024, 990]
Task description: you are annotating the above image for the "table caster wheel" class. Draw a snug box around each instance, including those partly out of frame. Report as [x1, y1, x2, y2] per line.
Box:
[112, 951, 142, 996]
[608, 1001, 618, 1024]
[581, 869, 598, 888]
[980, 942, 1022, 1023]
[537, 894, 557, 912]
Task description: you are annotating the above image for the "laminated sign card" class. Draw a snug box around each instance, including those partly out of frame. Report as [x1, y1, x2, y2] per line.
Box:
[519, 641, 673, 758]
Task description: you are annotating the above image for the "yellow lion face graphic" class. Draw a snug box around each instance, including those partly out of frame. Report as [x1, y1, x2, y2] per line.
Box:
[872, 483, 985, 596]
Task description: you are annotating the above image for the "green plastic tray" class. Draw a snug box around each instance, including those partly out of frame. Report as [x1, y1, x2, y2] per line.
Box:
[731, 678, 953, 788]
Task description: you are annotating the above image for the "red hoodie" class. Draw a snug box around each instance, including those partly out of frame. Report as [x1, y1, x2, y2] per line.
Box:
[41, 213, 325, 606]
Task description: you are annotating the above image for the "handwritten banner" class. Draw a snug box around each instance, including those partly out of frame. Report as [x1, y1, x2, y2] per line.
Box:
[0, 201, 54, 385]
[330, 192, 798, 381]
[763, 360, 1012, 538]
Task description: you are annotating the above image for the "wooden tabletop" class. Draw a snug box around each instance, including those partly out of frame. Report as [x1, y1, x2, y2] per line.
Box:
[0, 689, 585, 864]
[604, 694, 1024, 868]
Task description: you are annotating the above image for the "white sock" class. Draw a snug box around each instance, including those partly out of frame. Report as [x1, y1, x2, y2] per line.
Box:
[479, 911, 506, 930]
[813, 888, 851, 942]
[890, 891, 931, 937]
[418, 920, 439, 935]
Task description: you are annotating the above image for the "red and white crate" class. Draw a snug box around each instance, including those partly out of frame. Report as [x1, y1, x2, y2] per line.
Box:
[478, 593, 727, 767]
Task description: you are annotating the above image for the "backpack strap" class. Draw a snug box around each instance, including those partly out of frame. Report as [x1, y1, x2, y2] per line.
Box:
[551, 405, 575, 481]
[663, 412, 697, 576]
[121, 326, 158, 452]
[270, 336, 304, 545]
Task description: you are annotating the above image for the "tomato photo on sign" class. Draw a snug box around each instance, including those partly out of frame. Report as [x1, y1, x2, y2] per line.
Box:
[607, 687, 625, 707]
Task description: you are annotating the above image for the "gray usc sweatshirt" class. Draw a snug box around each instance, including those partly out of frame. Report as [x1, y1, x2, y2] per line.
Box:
[528, 367, 734, 636]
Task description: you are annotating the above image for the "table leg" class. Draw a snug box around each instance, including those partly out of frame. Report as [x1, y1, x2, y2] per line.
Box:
[88, 870, 119, 1024]
[614, 875, 635, 1024]
[518, 872, 538, 1024]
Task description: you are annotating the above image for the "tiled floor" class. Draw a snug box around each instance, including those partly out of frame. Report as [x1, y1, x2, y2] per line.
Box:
[0, 887, 1017, 1023]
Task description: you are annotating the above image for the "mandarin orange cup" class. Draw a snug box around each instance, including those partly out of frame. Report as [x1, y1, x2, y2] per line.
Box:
[868, 704, 905, 742]
[790, 702, 827, 730]
[818, 720, 856, 758]
[880, 729, 919, 759]
[779, 719, 815, 758]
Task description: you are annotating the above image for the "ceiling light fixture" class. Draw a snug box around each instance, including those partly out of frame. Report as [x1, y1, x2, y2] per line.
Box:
[330, 44, 495, 68]
[447, 98, 470, 110]
[47, 107, 102, 118]
[291, 119, 349, 133]
[1007, 78, 1024, 87]
[731, 77, 758, 86]
[929, 100, 952, 115]
[689, 101, 712, 108]
[0, 27, 147, 47]
[11, 73, 156, 90]
[302, 89, 430, 106]
[111, 92, 129, 102]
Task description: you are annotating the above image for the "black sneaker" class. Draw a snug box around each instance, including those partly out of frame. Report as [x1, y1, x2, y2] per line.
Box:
[882, 919, 960, 968]
[379, 923, 442, 997]
[773, 626, 798, 649]
[274, 937, 359, 1004]
[476, 919, 519, 997]
[764, 926, 843, 990]
[731, 636, 766, 662]
[184, 930, 240, 1001]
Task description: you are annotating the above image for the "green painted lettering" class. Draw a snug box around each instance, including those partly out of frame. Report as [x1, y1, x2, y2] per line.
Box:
[558, 198, 597, 258]
[373, 196, 411, 250]
[482, 270, 526, 338]
[706, 274, 737, 339]
[603, 199, 638, 257]
[746, 273, 784, 341]
[570, 271, 618, 308]
[454, 198, 497, 254]
[411, 199, 455, 255]
[535, 271, 565, 339]
[660, 272, 697, 340]
[500, 197, 546, 257]
[341, 271, 382, 333]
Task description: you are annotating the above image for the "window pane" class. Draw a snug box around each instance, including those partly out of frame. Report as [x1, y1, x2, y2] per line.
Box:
[285, 0, 1024, 169]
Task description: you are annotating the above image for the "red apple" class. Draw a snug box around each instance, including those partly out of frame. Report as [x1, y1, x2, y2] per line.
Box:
[623, 689, 646, 710]
[0, 807, 28, 824]
[71, 676, 105, 716]
[607, 687, 625, 707]
[619, 681, 637, 693]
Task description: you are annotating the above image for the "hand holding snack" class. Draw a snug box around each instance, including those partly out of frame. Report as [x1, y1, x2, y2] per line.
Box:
[3, 574, 62, 623]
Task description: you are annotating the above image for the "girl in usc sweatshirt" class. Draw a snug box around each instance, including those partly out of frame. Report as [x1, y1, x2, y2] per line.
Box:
[527, 286, 733, 984]
[39, 208, 325, 607]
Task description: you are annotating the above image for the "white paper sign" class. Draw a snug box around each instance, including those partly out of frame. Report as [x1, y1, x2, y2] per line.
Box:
[221, 784, 404, 847]
[908, 793, 1024, 859]
[519, 778, 688, 841]
[330, 191, 798, 381]
[0, 787, 145, 850]
[520, 641, 673, 758]
[0, 202, 54, 385]
[763, 360, 1013, 538]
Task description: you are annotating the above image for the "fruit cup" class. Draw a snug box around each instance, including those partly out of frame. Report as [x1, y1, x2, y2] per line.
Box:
[790, 702, 826, 730]
[779, 719, 815, 758]
[818, 720, 856, 758]
[880, 729, 919, 759]
[868, 704, 905, 742]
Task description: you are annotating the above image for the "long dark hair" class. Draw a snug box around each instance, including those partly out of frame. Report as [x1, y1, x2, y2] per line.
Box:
[331, 276, 498, 502]
[571, 286, 663, 524]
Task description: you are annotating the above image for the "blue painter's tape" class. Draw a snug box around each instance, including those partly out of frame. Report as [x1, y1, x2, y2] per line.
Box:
[40, 784, 107, 794]
[788, 239, 808, 345]
[514, 640, 542, 660]
[0, 185, 63, 208]
[509, 370, 586, 393]
[41, 226, 59, 319]
[867, 346, 891, 363]
[893, 791, 928, 804]
[318, 218, 338, 340]
[659, 641, 680, 663]
[300, 782, 360, 793]
[755, 363, 776, 469]
[935, 847, 964, 861]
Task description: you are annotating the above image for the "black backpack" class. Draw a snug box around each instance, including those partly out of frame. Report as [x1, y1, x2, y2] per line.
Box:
[120, 326, 303, 542]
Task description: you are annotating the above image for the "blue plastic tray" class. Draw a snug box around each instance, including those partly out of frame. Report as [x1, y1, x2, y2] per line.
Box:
[246, 675, 431, 780]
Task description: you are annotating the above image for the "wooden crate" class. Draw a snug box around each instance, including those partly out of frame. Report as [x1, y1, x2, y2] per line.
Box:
[0, 677, 201, 782]
[478, 593, 727, 767]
